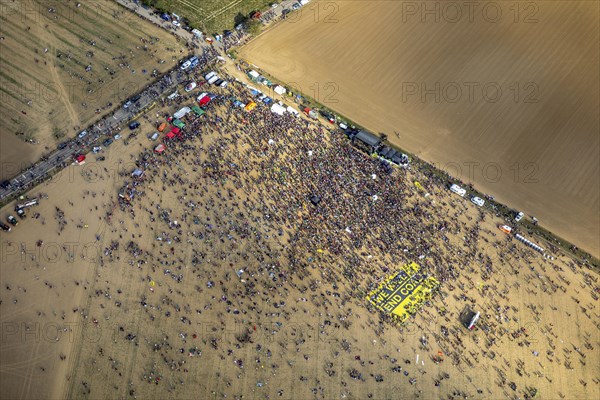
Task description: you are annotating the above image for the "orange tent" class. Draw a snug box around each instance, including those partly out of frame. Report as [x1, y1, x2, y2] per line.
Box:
[245, 102, 256, 112]
[158, 122, 167, 132]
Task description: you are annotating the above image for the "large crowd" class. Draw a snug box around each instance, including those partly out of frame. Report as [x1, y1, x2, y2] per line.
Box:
[77, 70, 598, 399]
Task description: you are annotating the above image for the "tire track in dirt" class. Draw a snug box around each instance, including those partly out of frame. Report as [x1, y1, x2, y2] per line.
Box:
[48, 60, 81, 130]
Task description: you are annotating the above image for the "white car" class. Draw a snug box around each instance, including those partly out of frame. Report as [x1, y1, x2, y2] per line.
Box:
[172, 20, 181, 27]
[185, 82, 197, 92]
[470, 196, 485, 207]
[78, 130, 88, 139]
[92, 146, 102, 153]
[180, 60, 191, 70]
[271, 3, 278, 8]
[515, 212, 524, 222]
[114, 134, 121, 140]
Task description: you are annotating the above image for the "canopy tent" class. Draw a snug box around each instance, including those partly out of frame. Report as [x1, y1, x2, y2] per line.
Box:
[191, 105, 205, 116]
[132, 169, 144, 178]
[245, 102, 257, 112]
[270, 103, 286, 116]
[286, 106, 299, 116]
[198, 95, 211, 106]
[274, 85, 286, 95]
[165, 132, 176, 139]
[233, 100, 245, 108]
[154, 144, 165, 153]
[173, 119, 185, 129]
[75, 155, 86, 165]
[158, 122, 168, 132]
[174, 107, 191, 119]
[170, 127, 181, 135]
[248, 70, 260, 80]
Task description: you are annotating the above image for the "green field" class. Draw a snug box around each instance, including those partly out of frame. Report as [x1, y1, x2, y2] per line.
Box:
[142, 0, 274, 34]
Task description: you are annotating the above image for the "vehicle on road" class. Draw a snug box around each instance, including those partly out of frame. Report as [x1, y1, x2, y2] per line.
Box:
[123, 100, 132, 109]
[185, 82, 197, 92]
[515, 212, 524, 222]
[129, 121, 140, 130]
[180, 60, 192, 70]
[96, 156, 106, 161]
[271, 3, 279, 9]
[471, 196, 485, 207]
[78, 130, 88, 139]
[172, 20, 181, 27]
[114, 134, 122, 140]
[92, 146, 102, 153]
[103, 138, 114, 147]
[57, 142, 68, 150]
[7, 215, 18, 226]
[0, 222, 10, 232]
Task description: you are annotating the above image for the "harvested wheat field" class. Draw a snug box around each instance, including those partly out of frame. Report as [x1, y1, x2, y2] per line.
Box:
[0, 0, 185, 178]
[240, 0, 600, 257]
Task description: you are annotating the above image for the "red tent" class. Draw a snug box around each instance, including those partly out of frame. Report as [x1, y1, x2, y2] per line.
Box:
[154, 144, 165, 153]
[170, 127, 180, 134]
[165, 132, 175, 139]
[199, 96, 210, 106]
[75, 155, 86, 164]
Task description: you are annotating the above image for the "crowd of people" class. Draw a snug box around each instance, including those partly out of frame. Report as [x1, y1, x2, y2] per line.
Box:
[63, 72, 598, 399]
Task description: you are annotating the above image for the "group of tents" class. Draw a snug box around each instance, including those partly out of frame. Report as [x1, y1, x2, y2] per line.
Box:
[153, 99, 211, 153]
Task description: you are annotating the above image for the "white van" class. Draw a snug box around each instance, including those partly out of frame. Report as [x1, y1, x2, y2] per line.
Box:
[449, 184, 466, 197]
[205, 71, 217, 80]
[515, 212, 524, 222]
[470, 196, 485, 207]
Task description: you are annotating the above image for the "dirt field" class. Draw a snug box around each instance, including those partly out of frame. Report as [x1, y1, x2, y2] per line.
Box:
[0, 0, 185, 179]
[239, 0, 600, 258]
[1, 71, 598, 400]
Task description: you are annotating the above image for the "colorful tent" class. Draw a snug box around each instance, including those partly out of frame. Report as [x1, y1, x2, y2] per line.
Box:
[245, 102, 257, 112]
[191, 105, 205, 116]
[165, 132, 175, 139]
[170, 127, 180, 134]
[158, 122, 167, 132]
[154, 144, 165, 153]
[75, 155, 86, 165]
[173, 119, 185, 129]
[198, 95, 211, 106]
